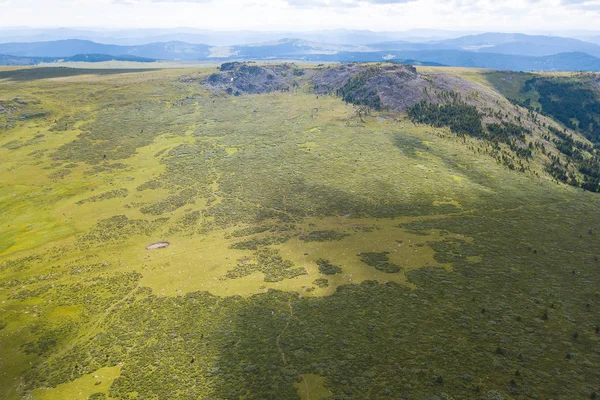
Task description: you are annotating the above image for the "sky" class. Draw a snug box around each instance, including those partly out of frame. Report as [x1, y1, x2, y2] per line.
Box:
[0, 0, 599, 32]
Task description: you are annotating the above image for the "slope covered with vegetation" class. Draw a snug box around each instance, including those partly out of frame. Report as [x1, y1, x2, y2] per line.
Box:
[487, 71, 600, 191]
[1, 65, 599, 400]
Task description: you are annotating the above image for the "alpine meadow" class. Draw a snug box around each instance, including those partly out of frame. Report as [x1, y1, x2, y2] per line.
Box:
[1, 59, 600, 400]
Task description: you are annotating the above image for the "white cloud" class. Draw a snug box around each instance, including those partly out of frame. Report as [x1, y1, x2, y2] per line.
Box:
[285, 0, 417, 7]
[0, 0, 598, 32]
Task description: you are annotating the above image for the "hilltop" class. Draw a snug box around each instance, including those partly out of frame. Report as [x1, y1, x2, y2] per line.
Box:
[1, 64, 600, 400]
[202, 62, 600, 191]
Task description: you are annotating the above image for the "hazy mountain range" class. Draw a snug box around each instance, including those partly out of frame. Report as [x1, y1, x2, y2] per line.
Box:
[0, 28, 483, 46]
[2, 28, 600, 46]
[2, 30, 600, 71]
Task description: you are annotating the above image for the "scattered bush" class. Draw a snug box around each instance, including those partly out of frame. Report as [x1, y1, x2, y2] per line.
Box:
[358, 252, 401, 273]
[316, 259, 343, 275]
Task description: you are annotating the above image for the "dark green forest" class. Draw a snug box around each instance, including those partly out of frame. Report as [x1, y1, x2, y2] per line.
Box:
[520, 77, 600, 144]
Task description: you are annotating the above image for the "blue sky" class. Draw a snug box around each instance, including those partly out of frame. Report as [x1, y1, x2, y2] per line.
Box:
[0, 0, 599, 32]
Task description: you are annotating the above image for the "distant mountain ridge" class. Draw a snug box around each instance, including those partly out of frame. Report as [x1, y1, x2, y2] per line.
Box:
[2, 34, 600, 71]
[0, 28, 478, 46]
[433, 33, 600, 57]
[0, 53, 155, 66]
[0, 39, 210, 60]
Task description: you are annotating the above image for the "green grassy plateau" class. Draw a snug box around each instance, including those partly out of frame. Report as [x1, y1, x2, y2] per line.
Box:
[1, 65, 599, 400]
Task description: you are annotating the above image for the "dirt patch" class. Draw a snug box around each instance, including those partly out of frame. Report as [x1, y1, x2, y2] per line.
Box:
[146, 242, 170, 250]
